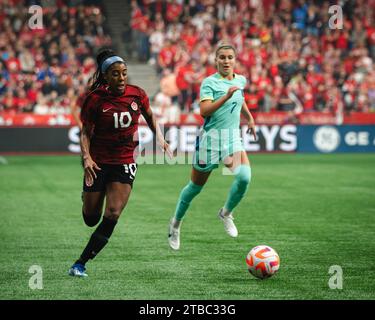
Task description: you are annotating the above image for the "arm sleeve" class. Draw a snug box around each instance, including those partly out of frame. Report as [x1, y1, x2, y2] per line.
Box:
[80, 92, 99, 127]
[199, 78, 214, 102]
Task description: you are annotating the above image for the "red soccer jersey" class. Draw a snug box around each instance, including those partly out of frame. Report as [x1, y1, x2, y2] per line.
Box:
[80, 84, 151, 164]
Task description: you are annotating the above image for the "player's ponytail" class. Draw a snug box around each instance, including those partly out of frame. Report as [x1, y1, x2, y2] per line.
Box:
[89, 48, 116, 91]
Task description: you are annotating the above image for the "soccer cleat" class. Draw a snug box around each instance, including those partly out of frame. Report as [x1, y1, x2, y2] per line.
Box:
[168, 219, 180, 250]
[68, 263, 88, 278]
[218, 208, 238, 237]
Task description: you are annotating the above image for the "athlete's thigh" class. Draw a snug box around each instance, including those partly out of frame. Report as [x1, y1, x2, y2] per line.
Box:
[240, 151, 250, 166]
[223, 151, 250, 172]
[191, 166, 212, 186]
[83, 191, 106, 216]
[104, 182, 132, 219]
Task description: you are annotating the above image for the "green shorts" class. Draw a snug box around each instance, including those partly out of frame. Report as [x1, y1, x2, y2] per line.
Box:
[193, 130, 245, 172]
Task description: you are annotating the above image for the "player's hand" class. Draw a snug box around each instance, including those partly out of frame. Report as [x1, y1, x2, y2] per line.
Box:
[226, 86, 240, 99]
[247, 120, 257, 141]
[160, 140, 173, 159]
[83, 156, 101, 187]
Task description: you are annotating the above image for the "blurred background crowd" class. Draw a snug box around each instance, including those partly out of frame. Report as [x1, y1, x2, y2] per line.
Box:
[130, 0, 375, 117]
[0, 0, 375, 121]
[0, 0, 109, 116]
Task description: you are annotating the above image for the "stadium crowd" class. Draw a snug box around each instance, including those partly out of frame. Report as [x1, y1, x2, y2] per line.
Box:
[130, 0, 375, 118]
[0, 0, 374, 122]
[0, 0, 110, 115]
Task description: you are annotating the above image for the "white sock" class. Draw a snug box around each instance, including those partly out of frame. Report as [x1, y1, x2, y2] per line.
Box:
[172, 217, 182, 229]
[222, 207, 232, 217]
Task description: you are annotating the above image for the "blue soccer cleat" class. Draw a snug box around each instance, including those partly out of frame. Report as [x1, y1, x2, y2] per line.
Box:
[68, 263, 88, 278]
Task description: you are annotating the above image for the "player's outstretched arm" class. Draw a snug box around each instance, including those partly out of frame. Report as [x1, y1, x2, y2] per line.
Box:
[141, 107, 173, 159]
[200, 86, 240, 117]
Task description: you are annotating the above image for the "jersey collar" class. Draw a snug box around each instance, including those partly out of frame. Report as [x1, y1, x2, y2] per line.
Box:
[215, 72, 236, 80]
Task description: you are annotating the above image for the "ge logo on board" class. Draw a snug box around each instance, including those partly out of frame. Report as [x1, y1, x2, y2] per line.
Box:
[313, 126, 341, 153]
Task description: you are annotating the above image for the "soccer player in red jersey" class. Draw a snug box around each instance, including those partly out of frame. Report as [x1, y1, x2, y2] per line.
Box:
[68, 49, 172, 277]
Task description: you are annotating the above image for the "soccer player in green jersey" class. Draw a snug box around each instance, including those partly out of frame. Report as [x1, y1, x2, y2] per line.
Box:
[168, 44, 257, 250]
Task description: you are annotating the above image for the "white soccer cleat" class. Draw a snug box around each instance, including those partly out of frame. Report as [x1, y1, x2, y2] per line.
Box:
[168, 219, 180, 250]
[218, 208, 238, 238]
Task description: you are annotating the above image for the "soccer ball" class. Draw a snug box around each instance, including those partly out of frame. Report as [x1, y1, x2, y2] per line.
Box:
[246, 245, 280, 279]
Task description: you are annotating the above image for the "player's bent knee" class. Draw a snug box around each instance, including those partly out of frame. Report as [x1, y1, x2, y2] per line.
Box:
[105, 207, 122, 221]
[82, 211, 102, 227]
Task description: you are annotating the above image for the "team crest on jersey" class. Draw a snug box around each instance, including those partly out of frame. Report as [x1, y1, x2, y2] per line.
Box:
[131, 101, 138, 111]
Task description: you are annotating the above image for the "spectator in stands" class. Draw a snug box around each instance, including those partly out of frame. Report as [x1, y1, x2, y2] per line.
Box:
[314, 83, 327, 112]
[245, 83, 260, 112]
[277, 82, 303, 116]
[19, 49, 35, 74]
[305, 4, 319, 37]
[130, 0, 151, 62]
[34, 92, 49, 115]
[292, 0, 308, 31]
[41, 76, 55, 96]
[148, 0, 168, 22]
[167, 0, 184, 24]
[165, 21, 182, 43]
[342, 75, 356, 114]
[5, 49, 20, 74]
[175, 58, 204, 113]
[158, 39, 177, 72]
[175, 58, 193, 112]
[15, 88, 32, 113]
[152, 90, 181, 124]
[26, 80, 39, 108]
[149, 20, 165, 73]
[160, 68, 180, 105]
[1, 90, 16, 114]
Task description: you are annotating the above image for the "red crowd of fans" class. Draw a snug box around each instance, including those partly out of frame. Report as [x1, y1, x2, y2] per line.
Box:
[0, 0, 110, 116]
[1, 0, 374, 122]
[130, 0, 375, 117]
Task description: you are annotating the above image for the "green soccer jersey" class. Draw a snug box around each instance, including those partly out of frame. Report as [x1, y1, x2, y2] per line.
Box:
[199, 72, 247, 132]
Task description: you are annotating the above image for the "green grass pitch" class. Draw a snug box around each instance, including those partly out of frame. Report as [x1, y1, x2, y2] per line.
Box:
[0, 154, 374, 300]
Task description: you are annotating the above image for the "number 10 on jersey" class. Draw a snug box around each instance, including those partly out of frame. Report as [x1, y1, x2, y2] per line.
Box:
[113, 112, 132, 128]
